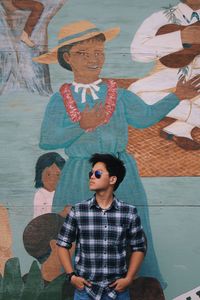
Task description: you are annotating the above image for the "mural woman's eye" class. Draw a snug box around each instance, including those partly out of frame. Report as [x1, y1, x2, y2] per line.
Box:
[95, 51, 103, 57]
[77, 51, 88, 57]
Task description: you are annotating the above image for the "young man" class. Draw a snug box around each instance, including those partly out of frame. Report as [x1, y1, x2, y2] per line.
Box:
[129, 0, 200, 150]
[57, 153, 146, 300]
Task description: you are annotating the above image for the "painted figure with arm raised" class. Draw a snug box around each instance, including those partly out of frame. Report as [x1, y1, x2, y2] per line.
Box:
[129, 0, 200, 150]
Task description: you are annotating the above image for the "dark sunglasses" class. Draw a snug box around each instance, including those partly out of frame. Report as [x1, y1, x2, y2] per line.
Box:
[88, 170, 104, 179]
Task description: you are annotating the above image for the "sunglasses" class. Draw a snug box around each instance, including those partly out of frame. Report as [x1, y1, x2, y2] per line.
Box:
[88, 170, 107, 179]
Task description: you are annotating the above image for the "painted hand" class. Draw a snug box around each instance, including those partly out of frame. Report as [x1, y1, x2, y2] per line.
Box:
[79, 103, 106, 130]
[174, 75, 200, 100]
[181, 26, 200, 44]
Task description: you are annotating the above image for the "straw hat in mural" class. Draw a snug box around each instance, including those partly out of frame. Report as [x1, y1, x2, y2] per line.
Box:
[33, 20, 120, 64]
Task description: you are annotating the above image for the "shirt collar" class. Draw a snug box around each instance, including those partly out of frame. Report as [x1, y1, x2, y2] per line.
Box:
[178, 2, 200, 22]
[89, 194, 120, 210]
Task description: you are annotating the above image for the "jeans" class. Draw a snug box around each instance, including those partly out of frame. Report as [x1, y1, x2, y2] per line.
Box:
[74, 288, 130, 300]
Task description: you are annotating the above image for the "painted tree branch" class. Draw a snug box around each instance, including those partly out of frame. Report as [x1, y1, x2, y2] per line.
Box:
[0, 0, 67, 96]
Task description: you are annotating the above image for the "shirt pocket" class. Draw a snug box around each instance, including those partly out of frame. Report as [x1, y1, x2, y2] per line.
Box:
[108, 224, 127, 246]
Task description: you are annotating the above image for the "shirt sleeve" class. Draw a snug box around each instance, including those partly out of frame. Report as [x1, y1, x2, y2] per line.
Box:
[121, 88, 180, 128]
[127, 207, 146, 253]
[131, 10, 183, 62]
[56, 206, 77, 249]
[39, 92, 85, 150]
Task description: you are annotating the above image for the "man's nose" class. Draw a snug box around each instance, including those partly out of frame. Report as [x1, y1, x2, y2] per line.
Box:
[90, 173, 95, 178]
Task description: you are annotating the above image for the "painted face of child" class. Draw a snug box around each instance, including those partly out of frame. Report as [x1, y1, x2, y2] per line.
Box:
[63, 37, 105, 83]
[41, 163, 61, 192]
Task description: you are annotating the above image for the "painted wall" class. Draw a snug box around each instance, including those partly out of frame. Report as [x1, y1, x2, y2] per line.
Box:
[0, 0, 200, 299]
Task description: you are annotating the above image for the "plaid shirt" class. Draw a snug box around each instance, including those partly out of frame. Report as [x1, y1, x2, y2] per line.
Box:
[57, 196, 146, 300]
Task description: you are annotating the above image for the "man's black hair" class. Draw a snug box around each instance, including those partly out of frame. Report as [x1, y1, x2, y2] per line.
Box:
[89, 153, 126, 191]
[35, 152, 65, 188]
[57, 33, 106, 71]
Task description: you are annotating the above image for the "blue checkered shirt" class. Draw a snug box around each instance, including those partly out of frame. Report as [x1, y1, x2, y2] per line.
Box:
[57, 196, 146, 300]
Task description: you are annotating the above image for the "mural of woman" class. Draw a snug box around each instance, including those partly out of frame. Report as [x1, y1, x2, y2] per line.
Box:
[33, 152, 65, 218]
[33, 20, 200, 288]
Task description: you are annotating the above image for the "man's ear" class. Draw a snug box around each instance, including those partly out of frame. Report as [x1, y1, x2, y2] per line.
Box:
[110, 176, 117, 185]
[63, 52, 70, 63]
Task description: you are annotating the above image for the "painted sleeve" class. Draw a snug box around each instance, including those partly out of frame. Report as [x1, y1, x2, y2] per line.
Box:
[56, 207, 77, 249]
[130, 10, 183, 62]
[122, 89, 180, 128]
[39, 92, 85, 150]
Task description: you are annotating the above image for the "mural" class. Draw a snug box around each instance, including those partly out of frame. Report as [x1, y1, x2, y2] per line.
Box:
[0, 0, 68, 95]
[127, 0, 200, 176]
[33, 152, 66, 218]
[0, 205, 13, 275]
[0, 0, 200, 299]
[173, 285, 200, 299]
[11, 0, 44, 48]
[129, 0, 200, 151]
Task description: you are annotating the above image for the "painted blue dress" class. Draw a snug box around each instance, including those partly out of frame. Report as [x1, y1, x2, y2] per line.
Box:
[40, 81, 180, 288]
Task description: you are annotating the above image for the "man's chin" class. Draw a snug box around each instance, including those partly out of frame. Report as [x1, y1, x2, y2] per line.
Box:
[89, 185, 96, 191]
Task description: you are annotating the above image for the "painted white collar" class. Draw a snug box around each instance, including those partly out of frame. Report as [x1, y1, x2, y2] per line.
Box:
[72, 79, 102, 103]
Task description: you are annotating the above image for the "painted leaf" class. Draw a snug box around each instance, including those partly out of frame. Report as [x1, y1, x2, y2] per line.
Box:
[36, 273, 65, 300]
[2, 258, 23, 300]
[20, 261, 44, 300]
